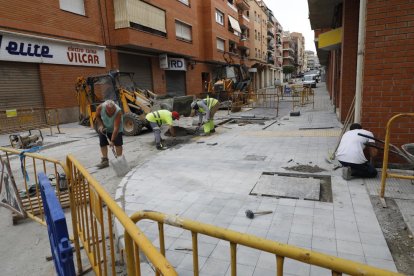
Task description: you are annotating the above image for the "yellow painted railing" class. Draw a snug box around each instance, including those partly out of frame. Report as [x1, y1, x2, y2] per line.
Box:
[0, 147, 69, 225]
[66, 154, 177, 276]
[129, 210, 402, 276]
[380, 113, 414, 198]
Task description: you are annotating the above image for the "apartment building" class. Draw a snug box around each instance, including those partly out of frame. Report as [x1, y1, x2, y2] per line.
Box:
[0, 0, 284, 126]
[274, 20, 284, 82]
[0, 0, 109, 124]
[308, 0, 414, 147]
[305, 50, 316, 70]
[291, 32, 305, 75]
[282, 31, 295, 80]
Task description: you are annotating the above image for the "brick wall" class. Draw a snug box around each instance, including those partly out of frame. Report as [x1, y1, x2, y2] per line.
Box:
[0, 0, 103, 44]
[339, 0, 359, 122]
[363, 0, 414, 146]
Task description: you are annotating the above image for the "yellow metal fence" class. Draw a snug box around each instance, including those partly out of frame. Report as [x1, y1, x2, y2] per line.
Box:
[0, 148, 405, 275]
[66, 154, 177, 276]
[0, 147, 70, 225]
[129, 211, 402, 276]
[380, 113, 414, 198]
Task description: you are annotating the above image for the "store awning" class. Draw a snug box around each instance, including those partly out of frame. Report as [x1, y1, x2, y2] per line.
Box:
[228, 16, 242, 33]
[318, 27, 342, 50]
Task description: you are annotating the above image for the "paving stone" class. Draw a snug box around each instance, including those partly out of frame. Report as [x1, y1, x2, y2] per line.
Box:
[288, 233, 312, 248]
[311, 236, 337, 252]
[365, 257, 398, 272]
[337, 240, 364, 256]
[200, 257, 230, 276]
[362, 243, 393, 261]
[252, 175, 320, 200]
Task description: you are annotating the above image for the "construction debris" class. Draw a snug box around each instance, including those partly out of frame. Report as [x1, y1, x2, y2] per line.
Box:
[283, 164, 326, 173]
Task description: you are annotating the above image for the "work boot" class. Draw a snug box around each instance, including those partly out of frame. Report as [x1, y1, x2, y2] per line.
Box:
[342, 166, 352, 180]
[156, 143, 166, 150]
[97, 157, 109, 169]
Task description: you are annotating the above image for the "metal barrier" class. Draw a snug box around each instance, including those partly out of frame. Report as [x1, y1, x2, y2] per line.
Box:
[129, 210, 402, 276]
[0, 107, 61, 135]
[0, 147, 70, 225]
[380, 113, 414, 198]
[66, 154, 177, 276]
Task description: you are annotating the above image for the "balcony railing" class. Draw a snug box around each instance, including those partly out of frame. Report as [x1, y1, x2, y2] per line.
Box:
[236, 0, 250, 10]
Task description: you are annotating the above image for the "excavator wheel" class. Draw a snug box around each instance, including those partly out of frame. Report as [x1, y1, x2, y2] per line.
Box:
[123, 112, 144, 136]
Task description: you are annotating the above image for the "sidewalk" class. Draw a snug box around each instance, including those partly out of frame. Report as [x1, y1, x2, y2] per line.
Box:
[114, 87, 401, 275]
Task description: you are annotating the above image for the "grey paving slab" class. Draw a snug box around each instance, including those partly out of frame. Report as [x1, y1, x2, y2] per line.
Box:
[364, 174, 414, 200]
[251, 174, 320, 200]
[114, 86, 400, 274]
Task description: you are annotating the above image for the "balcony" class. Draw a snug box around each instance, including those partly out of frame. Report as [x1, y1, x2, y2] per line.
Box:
[267, 57, 275, 65]
[238, 14, 250, 28]
[236, 0, 250, 11]
[283, 47, 295, 53]
[283, 55, 294, 60]
[238, 38, 249, 49]
[267, 20, 274, 28]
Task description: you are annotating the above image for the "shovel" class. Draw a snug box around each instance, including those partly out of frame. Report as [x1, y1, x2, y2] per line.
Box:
[103, 130, 129, 177]
[109, 146, 129, 177]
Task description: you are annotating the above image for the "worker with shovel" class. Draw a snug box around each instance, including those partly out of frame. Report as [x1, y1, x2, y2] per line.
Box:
[95, 100, 124, 169]
[335, 123, 378, 180]
[146, 110, 180, 150]
[191, 97, 219, 136]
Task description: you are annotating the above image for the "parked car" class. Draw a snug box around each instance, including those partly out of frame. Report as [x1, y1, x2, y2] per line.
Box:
[303, 74, 317, 88]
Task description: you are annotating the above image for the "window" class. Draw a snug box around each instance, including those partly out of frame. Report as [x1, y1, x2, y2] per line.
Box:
[255, 30, 257, 40]
[178, 0, 189, 5]
[59, 0, 85, 15]
[215, 10, 224, 25]
[258, 32, 261, 41]
[125, 1, 166, 36]
[217, 38, 225, 51]
[175, 21, 192, 41]
[229, 41, 237, 54]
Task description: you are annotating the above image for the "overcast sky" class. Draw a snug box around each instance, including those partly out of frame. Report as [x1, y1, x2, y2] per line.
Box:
[263, 0, 316, 52]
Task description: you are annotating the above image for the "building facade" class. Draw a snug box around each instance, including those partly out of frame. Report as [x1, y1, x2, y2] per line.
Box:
[0, 0, 285, 127]
[291, 32, 305, 75]
[308, 0, 414, 149]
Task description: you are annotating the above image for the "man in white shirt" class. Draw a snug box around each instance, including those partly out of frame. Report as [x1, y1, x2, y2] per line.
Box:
[336, 123, 378, 180]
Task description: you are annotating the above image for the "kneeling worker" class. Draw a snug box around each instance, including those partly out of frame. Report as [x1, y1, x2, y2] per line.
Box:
[191, 97, 220, 135]
[95, 100, 124, 169]
[146, 110, 180, 150]
[335, 123, 378, 180]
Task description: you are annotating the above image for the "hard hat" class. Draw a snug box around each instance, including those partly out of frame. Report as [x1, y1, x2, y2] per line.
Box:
[172, 111, 180, 120]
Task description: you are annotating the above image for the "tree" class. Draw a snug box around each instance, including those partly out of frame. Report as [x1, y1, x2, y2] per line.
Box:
[283, 65, 295, 75]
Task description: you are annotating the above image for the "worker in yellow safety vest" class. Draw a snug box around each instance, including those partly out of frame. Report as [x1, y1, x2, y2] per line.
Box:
[191, 97, 220, 135]
[145, 110, 180, 150]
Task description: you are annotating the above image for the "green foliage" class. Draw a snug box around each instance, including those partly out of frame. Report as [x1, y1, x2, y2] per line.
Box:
[283, 66, 295, 74]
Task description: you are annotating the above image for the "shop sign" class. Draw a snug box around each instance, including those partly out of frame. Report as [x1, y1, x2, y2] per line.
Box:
[0, 30, 106, 67]
[159, 54, 168, 69]
[166, 58, 186, 71]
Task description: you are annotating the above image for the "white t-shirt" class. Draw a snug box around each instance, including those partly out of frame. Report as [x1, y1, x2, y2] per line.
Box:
[335, 129, 375, 164]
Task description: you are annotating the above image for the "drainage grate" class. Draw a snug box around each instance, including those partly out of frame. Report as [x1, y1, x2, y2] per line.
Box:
[244, 155, 267, 161]
[250, 172, 332, 202]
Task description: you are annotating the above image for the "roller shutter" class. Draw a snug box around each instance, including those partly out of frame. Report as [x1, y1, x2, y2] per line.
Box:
[0, 61, 44, 110]
[166, 70, 186, 96]
[0, 61, 46, 133]
[118, 54, 153, 90]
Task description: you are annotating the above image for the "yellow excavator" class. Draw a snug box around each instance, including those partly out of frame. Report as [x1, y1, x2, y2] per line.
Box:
[75, 70, 192, 136]
[207, 52, 252, 109]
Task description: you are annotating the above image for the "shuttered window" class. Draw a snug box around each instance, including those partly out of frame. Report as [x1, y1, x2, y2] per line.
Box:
[128, 0, 166, 33]
[175, 21, 192, 42]
[217, 38, 225, 51]
[59, 0, 85, 15]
